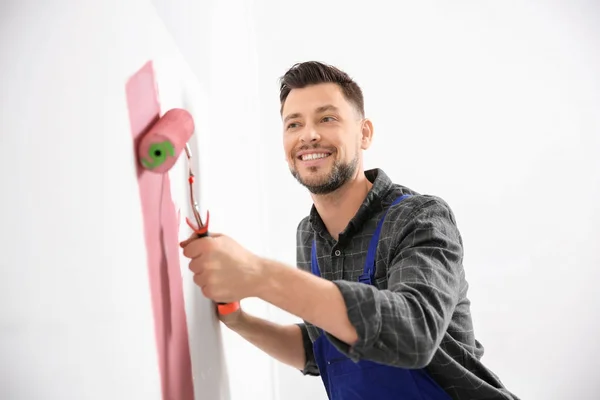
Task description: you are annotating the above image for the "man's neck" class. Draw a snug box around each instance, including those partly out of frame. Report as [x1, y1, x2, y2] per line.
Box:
[311, 171, 373, 241]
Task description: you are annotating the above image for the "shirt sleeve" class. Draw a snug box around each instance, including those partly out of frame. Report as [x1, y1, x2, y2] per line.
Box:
[297, 322, 320, 376]
[324, 198, 464, 368]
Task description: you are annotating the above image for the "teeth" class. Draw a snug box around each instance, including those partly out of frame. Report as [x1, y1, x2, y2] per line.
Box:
[301, 153, 329, 161]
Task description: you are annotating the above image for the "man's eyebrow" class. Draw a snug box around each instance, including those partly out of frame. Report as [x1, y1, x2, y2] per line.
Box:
[283, 104, 340, 124]
[315, 104, 339, 114]
[283, 113, 301, 124]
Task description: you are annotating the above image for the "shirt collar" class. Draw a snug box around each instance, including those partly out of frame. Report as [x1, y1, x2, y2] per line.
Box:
[309, 168, 395, 241]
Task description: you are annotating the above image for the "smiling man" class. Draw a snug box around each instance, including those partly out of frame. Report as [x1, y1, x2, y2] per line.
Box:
[180, 61, 519, 400]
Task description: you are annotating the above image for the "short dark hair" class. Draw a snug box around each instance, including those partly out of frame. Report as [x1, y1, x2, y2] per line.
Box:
[278, 61, 365, 117]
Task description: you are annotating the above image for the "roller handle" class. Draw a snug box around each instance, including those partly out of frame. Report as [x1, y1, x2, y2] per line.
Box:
[217, 302, 241, 315]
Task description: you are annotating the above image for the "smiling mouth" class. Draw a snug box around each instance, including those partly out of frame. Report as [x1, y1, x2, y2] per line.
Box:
[298, 152, 332, 161]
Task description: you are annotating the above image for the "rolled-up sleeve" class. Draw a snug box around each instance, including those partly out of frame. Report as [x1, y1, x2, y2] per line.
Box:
[297, 323, 320, 376]
[325, 199, 463, 369]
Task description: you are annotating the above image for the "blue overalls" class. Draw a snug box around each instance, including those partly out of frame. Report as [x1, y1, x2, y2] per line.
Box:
[310, 194, 453, 400]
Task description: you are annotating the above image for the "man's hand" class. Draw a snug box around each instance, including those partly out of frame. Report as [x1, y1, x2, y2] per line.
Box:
[179, 233, 263, 304]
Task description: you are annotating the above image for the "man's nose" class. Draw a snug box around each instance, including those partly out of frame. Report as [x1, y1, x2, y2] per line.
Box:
[299, 124, 320, 143]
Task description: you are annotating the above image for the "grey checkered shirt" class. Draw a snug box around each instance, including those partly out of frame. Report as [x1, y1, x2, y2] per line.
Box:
[296, 169, 519, 400]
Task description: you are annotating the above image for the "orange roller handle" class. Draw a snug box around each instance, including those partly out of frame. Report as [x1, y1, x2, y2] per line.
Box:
[217, 301, 241, 315]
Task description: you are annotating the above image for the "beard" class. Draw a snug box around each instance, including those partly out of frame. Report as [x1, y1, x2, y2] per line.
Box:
[290, 154, 359, 195]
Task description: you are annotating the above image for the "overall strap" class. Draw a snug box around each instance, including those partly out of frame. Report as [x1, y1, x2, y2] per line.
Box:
[311, 239, 321, 277]
[359, 194, 411, 284]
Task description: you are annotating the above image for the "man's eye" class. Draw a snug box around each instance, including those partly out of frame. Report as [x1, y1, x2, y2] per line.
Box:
[322, 116, 335, 123]
[287, 122, 299, 129]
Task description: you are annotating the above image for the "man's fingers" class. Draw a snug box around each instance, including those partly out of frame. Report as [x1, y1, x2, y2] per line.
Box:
[180, 231, 224, 248]
[179, 237, 194, 248]
[181, 236, 220, 259]
[180, 232, 203, 248]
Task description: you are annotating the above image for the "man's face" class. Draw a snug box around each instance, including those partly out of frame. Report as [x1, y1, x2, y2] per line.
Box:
[281, 83, 371, 195]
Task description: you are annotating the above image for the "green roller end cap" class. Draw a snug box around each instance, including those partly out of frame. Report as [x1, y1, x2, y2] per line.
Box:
[141, 141, 176, 169]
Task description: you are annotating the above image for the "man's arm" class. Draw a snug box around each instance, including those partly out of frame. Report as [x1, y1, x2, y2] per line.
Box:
[255, 198, 463, 369]
[224, 311, 315, 372]
[256, 260, 360, 344]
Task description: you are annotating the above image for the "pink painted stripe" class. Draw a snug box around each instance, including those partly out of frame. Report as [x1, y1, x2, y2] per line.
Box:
[125, 60, 194, 400]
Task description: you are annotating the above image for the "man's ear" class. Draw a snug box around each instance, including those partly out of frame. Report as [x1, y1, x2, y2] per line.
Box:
[360, 118, 374, 150]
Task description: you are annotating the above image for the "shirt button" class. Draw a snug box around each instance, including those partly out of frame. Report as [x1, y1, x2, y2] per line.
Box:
[334, 250, 341, 256]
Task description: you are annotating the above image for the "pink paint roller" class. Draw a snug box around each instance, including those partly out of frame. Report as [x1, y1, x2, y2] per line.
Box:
[138, 108, 195, 173]
[138, 108, 240, 316]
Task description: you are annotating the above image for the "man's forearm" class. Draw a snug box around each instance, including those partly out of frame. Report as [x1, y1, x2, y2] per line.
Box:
[255, 258, 358, 345]
[227, 311, 306, 370]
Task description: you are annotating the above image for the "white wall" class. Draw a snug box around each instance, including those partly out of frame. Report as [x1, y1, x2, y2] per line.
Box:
[1, 1, 599, 399]
[0, 1, 233, 399]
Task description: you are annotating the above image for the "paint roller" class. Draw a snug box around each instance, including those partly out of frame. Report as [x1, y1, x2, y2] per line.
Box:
[138, 108, 240, 316]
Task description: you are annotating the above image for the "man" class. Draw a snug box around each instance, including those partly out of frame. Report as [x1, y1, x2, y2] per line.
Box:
[180, 61, 519, 399]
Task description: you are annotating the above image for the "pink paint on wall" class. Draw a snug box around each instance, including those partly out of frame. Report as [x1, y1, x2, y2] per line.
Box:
[125, 60, 194, 400]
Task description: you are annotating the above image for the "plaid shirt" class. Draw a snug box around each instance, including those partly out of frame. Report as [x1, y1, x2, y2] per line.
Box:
[296, 169, 519, 400]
